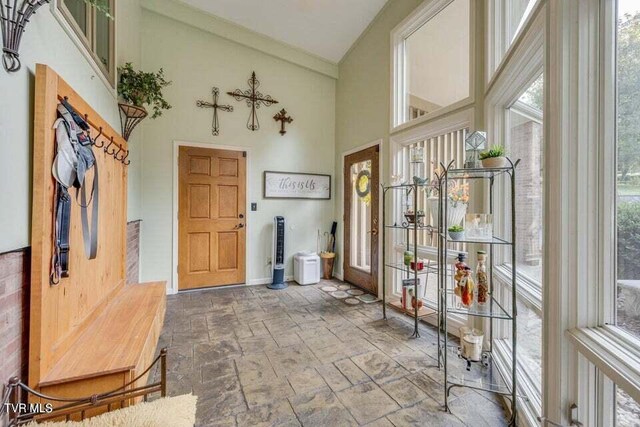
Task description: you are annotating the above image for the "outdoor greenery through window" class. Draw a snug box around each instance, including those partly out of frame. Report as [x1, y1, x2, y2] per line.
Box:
[616, 0, 640, 424]
[58, 0, 115, 85]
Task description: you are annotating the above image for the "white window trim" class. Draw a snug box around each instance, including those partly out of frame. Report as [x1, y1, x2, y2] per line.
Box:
[485, 4, 545, 425]
[564, 0, 640, 424]
[567, 326, 640, 405]
[486, 0, 545, 89]
[50, 0, 118, 94]
[390, 0, 476, 133]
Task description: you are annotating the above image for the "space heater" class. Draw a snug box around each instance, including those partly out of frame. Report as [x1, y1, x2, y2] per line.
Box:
[267, 216, 287, 290]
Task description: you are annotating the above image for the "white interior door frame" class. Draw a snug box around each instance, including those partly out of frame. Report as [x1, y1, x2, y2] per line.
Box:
[171, 140, 252, 295]
[341, 139, 383, 295]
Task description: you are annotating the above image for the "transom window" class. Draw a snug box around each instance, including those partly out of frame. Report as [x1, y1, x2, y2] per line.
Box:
[57, 0, 115, 86]
[392, 0, 472, 129]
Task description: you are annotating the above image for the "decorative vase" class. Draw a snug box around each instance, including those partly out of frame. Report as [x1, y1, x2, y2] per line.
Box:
[481, 156, 508, 168]
[427, 198, 468, 228]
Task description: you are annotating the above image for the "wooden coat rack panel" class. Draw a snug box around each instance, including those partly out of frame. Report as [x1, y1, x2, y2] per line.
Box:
[29, 64, 129, 389]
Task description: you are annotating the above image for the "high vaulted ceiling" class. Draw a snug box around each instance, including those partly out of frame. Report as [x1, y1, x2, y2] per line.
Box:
[180, 0, 389, 63]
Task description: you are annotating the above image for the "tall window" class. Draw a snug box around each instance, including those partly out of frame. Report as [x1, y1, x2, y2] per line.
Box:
[488, 0, 537, 80]
[485, 1, 544, 418]
[392, 0, 472, 128]
[616, 0, 640, 424]
[494, 73, 544, 409]
[57, 0, 115, 85]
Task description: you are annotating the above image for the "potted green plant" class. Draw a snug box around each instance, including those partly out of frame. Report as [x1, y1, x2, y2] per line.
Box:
[448, 224, 465, 241]
[117, 63, 172, 140]
[479, 145, 508, 168]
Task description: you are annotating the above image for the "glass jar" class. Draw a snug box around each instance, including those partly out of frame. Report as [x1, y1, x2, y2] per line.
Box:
[476, 251, 489, 306]
[454, 253, 467, 306]
[460, 267, 475, 308]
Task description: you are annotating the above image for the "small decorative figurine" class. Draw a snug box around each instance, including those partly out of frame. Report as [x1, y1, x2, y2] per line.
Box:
[464, 131, 487, 169]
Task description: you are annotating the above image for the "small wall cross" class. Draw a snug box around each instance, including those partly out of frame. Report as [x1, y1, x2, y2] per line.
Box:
[273, 109, 293, 135]
[197, 87, 233, 136]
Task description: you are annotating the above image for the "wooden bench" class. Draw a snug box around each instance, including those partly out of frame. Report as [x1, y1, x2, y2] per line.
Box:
[28, 66, 167, 416]
[35, 282, 166, 402]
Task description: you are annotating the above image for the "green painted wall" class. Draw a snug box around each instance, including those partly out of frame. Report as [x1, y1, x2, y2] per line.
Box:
[334, 0, 422, 277]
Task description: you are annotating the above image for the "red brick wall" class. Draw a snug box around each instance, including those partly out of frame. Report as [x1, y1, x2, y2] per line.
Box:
[126, 220, 141, 285]
[0, 248, 30, 395]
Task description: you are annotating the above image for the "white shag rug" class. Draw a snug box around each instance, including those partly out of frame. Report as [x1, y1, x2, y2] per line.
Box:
[27, 394, 197, 427]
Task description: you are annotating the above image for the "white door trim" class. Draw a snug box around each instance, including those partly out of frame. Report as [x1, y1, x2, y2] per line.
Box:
[171, 140, 252, 295]
[340, 139, 383, 295]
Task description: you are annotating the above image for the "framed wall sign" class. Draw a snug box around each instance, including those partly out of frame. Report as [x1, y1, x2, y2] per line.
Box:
[263, 171, 331, 200]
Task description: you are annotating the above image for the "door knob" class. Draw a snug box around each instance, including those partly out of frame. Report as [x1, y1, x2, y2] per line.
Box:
[238, 223, 244, 229]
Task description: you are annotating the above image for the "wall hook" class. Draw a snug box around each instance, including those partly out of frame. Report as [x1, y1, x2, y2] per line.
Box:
[93, 127, 104, 148]
[112, 145, 123, 159]
[121, 150, 130, 165]
[104, 137, 116, 155]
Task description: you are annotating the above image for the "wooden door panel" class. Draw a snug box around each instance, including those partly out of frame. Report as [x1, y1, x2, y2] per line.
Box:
[343, 145, 379, 296]
[188, 232, 210, 273]
[188, 184, 211, 219]
[179, 147, 246, 290]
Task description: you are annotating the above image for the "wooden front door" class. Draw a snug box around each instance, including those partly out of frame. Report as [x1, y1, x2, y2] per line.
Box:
[178, 146, 246, 290]
[344, 145, 379, 295]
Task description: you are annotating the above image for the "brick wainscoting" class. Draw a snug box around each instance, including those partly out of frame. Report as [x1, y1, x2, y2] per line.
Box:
[0, 249, 30, 386]
[126, 220, 141, 285]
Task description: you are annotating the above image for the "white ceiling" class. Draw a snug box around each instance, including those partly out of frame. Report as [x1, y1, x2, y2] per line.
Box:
[180, 0, 389, 63]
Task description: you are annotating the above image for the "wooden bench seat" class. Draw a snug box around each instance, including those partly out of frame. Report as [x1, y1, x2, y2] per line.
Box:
[37, 282, 166, 398]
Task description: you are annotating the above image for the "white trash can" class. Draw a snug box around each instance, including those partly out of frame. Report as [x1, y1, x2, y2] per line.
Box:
[294, 252, 321, 285]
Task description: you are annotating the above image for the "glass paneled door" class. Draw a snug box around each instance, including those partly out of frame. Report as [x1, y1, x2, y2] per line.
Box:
[344, 145, 379, 295]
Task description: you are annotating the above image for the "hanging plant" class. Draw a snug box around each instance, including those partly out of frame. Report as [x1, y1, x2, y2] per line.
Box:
[118, 63, 172, 119]
[117, 63, 172, 140]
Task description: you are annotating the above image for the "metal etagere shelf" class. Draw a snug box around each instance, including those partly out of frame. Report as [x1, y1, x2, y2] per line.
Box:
[380, 181, 441, 340]
[437, 158, 521, 427]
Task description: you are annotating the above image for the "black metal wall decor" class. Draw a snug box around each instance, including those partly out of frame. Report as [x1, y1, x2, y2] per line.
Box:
[227, 72, 278, 131]
[196, 87, 233, 136]
[273, 108, 293, 135]
[118, 103, 148, 141]
[1, 0, 50, 72]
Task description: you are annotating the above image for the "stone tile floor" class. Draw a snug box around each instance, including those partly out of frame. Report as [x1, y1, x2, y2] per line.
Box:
[152, 279, 508, 426]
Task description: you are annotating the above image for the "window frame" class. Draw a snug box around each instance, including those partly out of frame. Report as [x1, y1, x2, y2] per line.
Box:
[390, 0, 476, 133]
[53, 0, 116, 88]
[564, 0, 640, 424]
[484, 4, 545, 423]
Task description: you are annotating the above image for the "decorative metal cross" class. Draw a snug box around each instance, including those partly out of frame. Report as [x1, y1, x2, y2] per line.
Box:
[227, 72, 279, 131]
[273, 109, 293, 135]
[196, 87, 233, 136]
